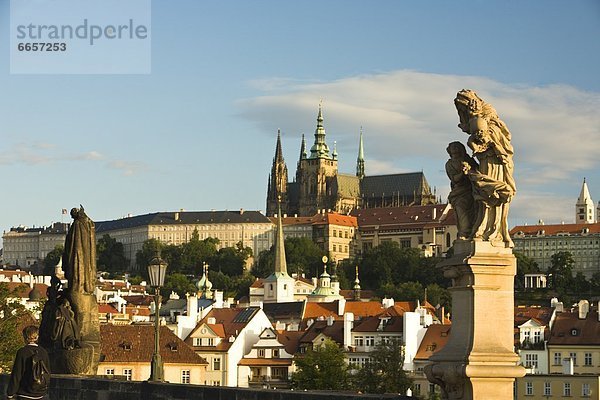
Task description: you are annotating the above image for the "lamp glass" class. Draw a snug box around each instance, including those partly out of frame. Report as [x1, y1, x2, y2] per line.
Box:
[147, 259, 167, 288]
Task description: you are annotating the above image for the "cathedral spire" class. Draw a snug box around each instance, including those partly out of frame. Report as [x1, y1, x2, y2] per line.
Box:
[309, 102, 331, 159]
[274, 196, 288, 275]
[299, 133, 307, 160]
[356, 127, 365, 179]
[274, 129, 284, 162]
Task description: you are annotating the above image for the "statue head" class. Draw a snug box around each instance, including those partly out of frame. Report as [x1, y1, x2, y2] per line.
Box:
[455, 89, 484, 133]
[446, 141, 468, 159]
[70, 208, 79, 219]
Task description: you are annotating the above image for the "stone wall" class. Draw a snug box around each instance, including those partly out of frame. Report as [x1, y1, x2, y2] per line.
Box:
[0, 375, 411, 400]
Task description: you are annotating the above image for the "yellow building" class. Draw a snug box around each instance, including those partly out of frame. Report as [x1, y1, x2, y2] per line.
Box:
[98, 324, 207, 383]
[95, 210, 274, 270]
[515, 374, 598, 399]
[2, 222, 68, 267]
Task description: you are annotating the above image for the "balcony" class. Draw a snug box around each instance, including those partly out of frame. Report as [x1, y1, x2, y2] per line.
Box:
[518, 339, 546, 351]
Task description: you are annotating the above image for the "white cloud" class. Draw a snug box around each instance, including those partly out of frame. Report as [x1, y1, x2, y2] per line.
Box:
[237, 70, 600, 225]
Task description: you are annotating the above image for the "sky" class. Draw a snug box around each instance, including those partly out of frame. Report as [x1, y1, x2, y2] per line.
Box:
[1, 0, 599, 243]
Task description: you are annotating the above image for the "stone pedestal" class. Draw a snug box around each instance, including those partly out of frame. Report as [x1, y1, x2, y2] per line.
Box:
[68, 291, 101, 375]
[425, 240, 525, 399]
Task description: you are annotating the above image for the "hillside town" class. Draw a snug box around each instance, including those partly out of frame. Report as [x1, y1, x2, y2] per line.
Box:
[1, 109, 599, 399]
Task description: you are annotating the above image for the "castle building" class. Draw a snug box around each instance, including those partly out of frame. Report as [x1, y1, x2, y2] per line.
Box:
[265, 105, 437, 217]
[2, 222, 69, 267]
[511, 180, 600, 278]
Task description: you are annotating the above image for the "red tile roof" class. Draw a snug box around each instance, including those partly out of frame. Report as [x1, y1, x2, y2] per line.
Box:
[100, 324, 207, 364]
[2, 282, 48, 300]
[270, 213, 358, 228]
[238, 358, 292, 366]
[352, 204, 456, 228]
[277, 330, 304, 356]
[414, 324, 452, 361]
[548, 310, 600, 346]
[510, 222, 600, 236]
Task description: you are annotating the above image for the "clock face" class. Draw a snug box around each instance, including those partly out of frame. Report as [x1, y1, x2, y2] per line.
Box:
[322, 256, 328, 264]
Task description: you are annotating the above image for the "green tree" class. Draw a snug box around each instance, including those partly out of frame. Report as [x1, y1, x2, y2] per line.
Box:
[549, 251, 575, 294]
[291, 338, 350, 390]
[425, 283, 451, 309]
[352, 338, 412, 394]
[181, 230, 218, 275]
[97, 234, 129, 273]
[0, 283, 28, 372]
[43, 245, 63, 275]
[135, 238, 163, 270]
[379, 281, 424, 301]
[212, 247, 245, 276]
[161, 273, 197, 298]
[252, 237, 325, 278]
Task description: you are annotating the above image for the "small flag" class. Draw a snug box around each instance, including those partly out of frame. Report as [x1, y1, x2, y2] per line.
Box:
[62, 209, 68, 215]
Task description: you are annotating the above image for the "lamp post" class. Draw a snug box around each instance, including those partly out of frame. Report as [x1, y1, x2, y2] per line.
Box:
[148, 252, 167, 382]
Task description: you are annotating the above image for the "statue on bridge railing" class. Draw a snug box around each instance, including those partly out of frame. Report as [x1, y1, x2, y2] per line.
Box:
[40, 206, 100, 375]
[447, 90, 516, 248]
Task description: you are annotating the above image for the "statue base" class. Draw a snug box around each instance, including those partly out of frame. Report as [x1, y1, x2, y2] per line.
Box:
[49, 343, 95, 375]
[67, 291, 101, 375]
[424, 240, 525, 399]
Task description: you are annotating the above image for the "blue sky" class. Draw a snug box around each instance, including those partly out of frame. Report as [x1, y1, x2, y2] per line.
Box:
[1, 0, 599, 241]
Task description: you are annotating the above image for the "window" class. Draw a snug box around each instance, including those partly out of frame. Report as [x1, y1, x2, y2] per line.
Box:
[181, 370, 190, 384]
[212, 380, 220, 386]
[563, 382, 571, 396]
[123, 369, 132, 381]
[582, 383, 590, 397]
[213, 357, 221, 371]
[544, 382, 551, 396]
[258, 349, 265, 358]
[525, 381, 533, 395]
[271, 367, 288, 379]
[207, 338, 214, 346]
[525, 354, 538, 369]
[105, 368, 115, 375]
[533, 331, 541, 343]
[354, 336, 364, 346]
[570, 352, 577, 365]
[272, 349, 280, 358]
[584, 352, 592, 366]
[554, 352, 562, 365]
[365, 336, 375, 346]
[414, 383, 421, 395]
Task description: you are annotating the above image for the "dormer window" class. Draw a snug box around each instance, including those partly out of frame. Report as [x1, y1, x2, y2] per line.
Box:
[168, 342, 178, 352]
[120, 341, 132, 351]
[571, 328, 579, 336]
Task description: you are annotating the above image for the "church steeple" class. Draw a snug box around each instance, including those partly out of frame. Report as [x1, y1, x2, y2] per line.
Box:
[576, 178, 595, 223]
[309, 103, 332, 159]
[274, 196, 288, 275]
[266, 130, 289, 217]
[356, 127, 365, 179]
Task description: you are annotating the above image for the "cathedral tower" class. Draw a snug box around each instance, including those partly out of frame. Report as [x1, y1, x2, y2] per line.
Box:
[266, 130, 288, 217]
[298, 104, 338, 216]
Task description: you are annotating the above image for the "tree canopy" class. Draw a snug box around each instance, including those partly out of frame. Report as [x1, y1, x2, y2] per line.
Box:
[0, 283, 29, 373]
[97, 234, 129, 272]
[352, 338, 413, 394]
[291, 338, 350, 390]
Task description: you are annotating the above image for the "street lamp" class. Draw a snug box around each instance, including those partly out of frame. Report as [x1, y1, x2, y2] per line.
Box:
[148, 252, 167, 382]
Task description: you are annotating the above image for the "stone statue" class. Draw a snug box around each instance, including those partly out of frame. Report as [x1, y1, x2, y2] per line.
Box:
[51, 298, 81, 351]
[39, 206, 100, 375]
[445, 141, 477, 239]
[63, 206, 96, 294]
[451, 90, 516, 247]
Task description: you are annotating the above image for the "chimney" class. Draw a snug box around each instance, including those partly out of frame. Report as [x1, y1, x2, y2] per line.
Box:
[578, 300, 590, 319]
[187, 293, 198, 321]
[432, 207, 437, 220]
[207, 316, 216, 325]
[240, 208, 244, 215]
[337, 298, 346, 316]
[174, 212, 180, 221]
[326, 315, 334, 326]
[555, 302, 564, 313]
[343, 312, 354, 348]
[562, 357, 574, 375]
